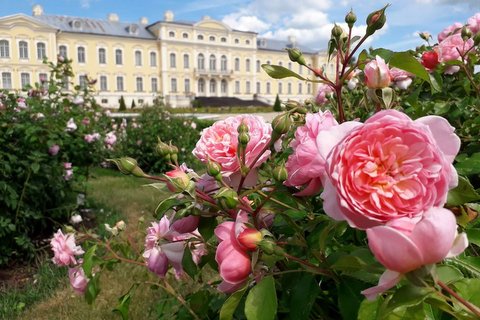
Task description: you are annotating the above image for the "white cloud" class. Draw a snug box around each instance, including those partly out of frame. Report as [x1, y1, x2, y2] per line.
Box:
[80, 0, 91, 9]
[223, 13, 271, 32]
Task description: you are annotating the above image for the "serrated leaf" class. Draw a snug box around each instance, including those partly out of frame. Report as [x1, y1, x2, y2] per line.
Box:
[261, 64, 306, 81]
[245, 276, 277, 320]
[447, 176, 480, 206]
[219, 287, 247, 320]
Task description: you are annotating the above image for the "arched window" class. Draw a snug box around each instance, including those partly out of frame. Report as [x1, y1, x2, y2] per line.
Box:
[234, 58, 240, 71]
[197, 53, 205, 70]
[77, 46, 85, 63]
[170, 53, 176, 68]
[136, 77, 143, 91]
[0, 40, 10, 58]
[209, 54, 216, 71]
[256, 82, 261, 94]
[169, 31, 175, 37]
[98, 48, 106, 64]
[37, 42, 46, 60]
[288, 82, 292, 94]
[182, 33, 189, 39]
[210, 79, 216, 93]
[256, 60, 260, 72]
[197, 34, 204, 40]
[19, 41, 28, 59]
[298, 83, 302, 94]
[183, 54, 189, 69]
[278, 82, 283, 94]
[198, 78, 205, 93]
[266, 82, 271, 94]
[246, 81, 251, 94]
[221, 55, 227, 71]
[221, 80, 227, 94]
[209, 36, 215, 42]
[59, 45, 67, 58]
[115, 49, 123, 65]
[135, 50, 142, 66]
[246, 59, 251, 72]
[150, 52, 157, 67]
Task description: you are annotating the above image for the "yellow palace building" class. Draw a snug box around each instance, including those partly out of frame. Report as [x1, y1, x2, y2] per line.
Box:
[0, 5, 332, 108]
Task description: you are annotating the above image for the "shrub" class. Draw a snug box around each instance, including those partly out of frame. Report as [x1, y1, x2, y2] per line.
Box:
[118, 96, 126, 111]
[273, 94, 282, 111]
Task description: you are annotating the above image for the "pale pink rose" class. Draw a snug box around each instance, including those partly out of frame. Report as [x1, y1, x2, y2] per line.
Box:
[362, 207, 468, 300]
[437, 34, 474, 63]
[48, 144, 60, 156]
[82, 117, 90, 125]
[68, 266, 89, 294]
[389, 67, 413, 90]
[215, 211, 253, 293]
[322, 110, 460, 230]
[50, 229, 84, 266]
[65, 118, 77, 132]
[315, 83, 334, 105]
[17, 97, 27, 109]
[285, 111, 338, 196]
[467, 13, 480, 34]
[364, 56, 391, 89]
[193, 115, 272, 180]
[104, 131, 117, 146]
[63, 162, 72, 169]
[437, 22, 463, 43]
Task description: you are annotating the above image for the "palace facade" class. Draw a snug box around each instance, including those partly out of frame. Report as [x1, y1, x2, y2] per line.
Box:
[0, 5, 332, 108]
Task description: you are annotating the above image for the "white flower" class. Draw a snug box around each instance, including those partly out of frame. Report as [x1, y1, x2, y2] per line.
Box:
[70, 214, 83, 224]
[66, 118, 77, 132]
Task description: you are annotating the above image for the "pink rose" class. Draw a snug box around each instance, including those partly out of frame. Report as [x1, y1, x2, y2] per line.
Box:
[48, 144, 60, 156]
[364, 56, 391, 89]
[215, 211, 253, 293]
[389, 67, 413, 90]
[467, 13, 480, 34]
[362, 207, 468, 300]
[50, 229, 84, 266]
[164, 164, 191, 192]
[285, 111, 338, 196]
[315, 83, 334, 105]
[68, 266, 89, 294]
[192, 115, 272, 178]
[104, 131, 117, 146]
[437, 22, 462, 43]
[322, 110, 460, 229]
[437, 34, 474, 63]
[65, 118, 77, 132]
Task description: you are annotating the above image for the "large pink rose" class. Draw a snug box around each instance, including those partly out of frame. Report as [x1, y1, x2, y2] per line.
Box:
[50, 229, 84, 266]
[437, 22, 462, 43]
[192, 115, 272, 176]
[364, 56, 391, 89]
[322, 110, 460, 230]
[285, 111, 338, 196]
[214, 211, 253, 293]
[437, 34, 474, 63]
[362, 207, 468, 300]
[467, 13, 480, 34]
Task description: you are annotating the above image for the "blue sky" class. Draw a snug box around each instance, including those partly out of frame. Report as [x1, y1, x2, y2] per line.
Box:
[2, 0, 480, 51]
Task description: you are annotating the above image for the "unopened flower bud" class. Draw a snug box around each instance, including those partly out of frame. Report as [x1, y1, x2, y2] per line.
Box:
[115, 220, 126, 231]
[214, 187, 239, 209]
[237, 228, 262, 251]
[461, 26, 473, 41]
[366, 5, 388, 36]
[206, 159, 222, 177]
[164, 167, 191, 192]
[286, 48, 306, 66]
[419, 32, 431, 42]
[237, 122, 249, 134]
[331, 24, 344, 39]
[271, 113, 292, 136]
[155, 138, 170, 156]
[285, 100, 301, 110]
[109, 157, 147, 177]
[238, 132, 250, 146]
[273, 163, 288, 182]
[345, 10, 357, 28]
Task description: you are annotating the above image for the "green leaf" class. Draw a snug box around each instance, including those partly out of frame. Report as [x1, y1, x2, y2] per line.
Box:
[338, 278, 368, 320]
[455, 153, 480, 176]
[358, 298, 382, 320]
[261, 64, 306, 81]
[154, 195, 189, 218]
[182, 246, 198, 278]
[381, 87, 394, 108]
[452, 256, 480, 278]
[219, 287, 247, 320]
[436, 265, 464, 285]
[113, 284, 138, 320]
[385, 284, 433, 314]
[31, 162, 40, 174]
[85, 274, 100, 305]
[447, 176, 480, 206]
[282, 272, 320, 319]
[245, 276, 277, 320]
[453, 279, 480, 311]
[389, 52, 430, 83]
[82, 244, 97, 278]
[466, 229, 480, 247]
[370, 48, 395, 61]
[198, 216, 216, 241]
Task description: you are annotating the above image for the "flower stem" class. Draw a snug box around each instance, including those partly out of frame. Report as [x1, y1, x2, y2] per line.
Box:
[437, 280, 480, 318]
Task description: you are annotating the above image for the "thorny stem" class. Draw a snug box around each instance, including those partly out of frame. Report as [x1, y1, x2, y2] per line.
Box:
[257, 190, 297, 211]
[437, 280, 480, 318]
[284, 253, 335, 279]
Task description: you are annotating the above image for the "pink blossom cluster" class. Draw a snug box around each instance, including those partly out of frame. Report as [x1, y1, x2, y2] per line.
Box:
[284, 109, 467, 299]
[50, 229, 89, 294]
[363, 56, 414, 90]
[63, 162, 74, 181]
[84, 132, 100, 143]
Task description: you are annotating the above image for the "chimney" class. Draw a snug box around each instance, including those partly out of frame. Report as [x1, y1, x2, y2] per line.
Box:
[139, 17, 149, 25]
[32, 4, 44, 17]
[107, 13, 119, 22]
[164, 10, 174, 22]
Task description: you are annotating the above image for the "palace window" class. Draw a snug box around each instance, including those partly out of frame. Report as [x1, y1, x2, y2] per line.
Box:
[77, 46, 85, 63]
[0, 40, 9, 58]
[98, 48, 106, 64]
[2, 72, 12, 89]
[116, 76, 124, 91]
[234, 58, 240, 72]
[115, 49, 123, 65]
[170, 53, 176, 68]
[20, 73, 30, 88]
[100, 75, 107, 91]
[221, 55, 227, 71]
[37, 42, 46, 60]
[135, 50, 142, 66]
[59, 45, 67, 58]
[184, 78, 190, 93]
[136, 77, 143, 92]
[197, 53, 205, 70]
[19, 41, 28, 59]
[150, 52, 157, 67]
[183, 54, 189, 69]
[151, 78, 158, 92]
[209, 54, 216, 71]
[171, 78, 177, 92]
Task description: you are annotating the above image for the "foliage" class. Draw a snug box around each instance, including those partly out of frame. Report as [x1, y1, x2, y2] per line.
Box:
[273, 94, 282, 112]
[118, 96, 126, 111]
[130, 99, 136, 109]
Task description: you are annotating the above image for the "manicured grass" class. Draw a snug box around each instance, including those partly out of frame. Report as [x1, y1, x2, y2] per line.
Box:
[4, 167, 183, 320]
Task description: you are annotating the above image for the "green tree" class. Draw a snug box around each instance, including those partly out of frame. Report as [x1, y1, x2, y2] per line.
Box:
[118, 95, 126, 111]
[131, 99, 136, 109]
[273, 94, 282, 111]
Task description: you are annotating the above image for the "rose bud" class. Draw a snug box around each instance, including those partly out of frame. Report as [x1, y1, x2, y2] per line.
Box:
[164, 165, 191, 192]
[421, 51, 439, 70]
[286, 48, 307, 66]
[365, 5, 389, 36]
[345, 10, 357, 28]
[237, 228, 262, 251]
[271, 113, 292, 136]
[364, 56, 391, 89]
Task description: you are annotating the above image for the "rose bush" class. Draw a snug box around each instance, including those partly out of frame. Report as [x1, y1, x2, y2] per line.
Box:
[50, 5, 480, 320]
